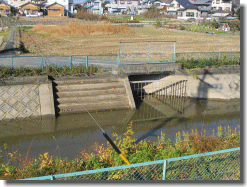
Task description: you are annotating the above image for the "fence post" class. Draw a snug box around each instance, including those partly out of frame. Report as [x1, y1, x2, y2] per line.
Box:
[69, 55, 72, 69]
[51, 174, 55, 180]
[174, 42, 176, 62]
[148, 41, 150, 63]
[41, 55, 44, 71]
[86, 55, 88, 68]
[119, 42, 121, 64]
[117, 54, 120, 65]
[162, 159, 167, 180]
[11, 56, 14, 69]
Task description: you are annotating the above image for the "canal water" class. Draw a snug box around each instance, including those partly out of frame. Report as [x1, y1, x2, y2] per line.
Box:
[0, 97, 240, 163]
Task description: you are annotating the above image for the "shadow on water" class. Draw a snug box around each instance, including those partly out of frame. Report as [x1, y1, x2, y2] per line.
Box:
[134, 69, 226, 144]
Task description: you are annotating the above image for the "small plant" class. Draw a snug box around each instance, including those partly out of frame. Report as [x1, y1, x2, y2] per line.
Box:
[154, 20, 162, 28]
[179, 25, 186, 30]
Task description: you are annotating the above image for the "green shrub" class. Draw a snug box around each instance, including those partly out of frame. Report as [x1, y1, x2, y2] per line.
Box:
[180, 56, 240, 69]
[179, 25, 186, 30]
[154, 20, 162, 27]
[0, 123, 240, 180]
[211, 20, 220, 29]
[0, 64, 100, 78]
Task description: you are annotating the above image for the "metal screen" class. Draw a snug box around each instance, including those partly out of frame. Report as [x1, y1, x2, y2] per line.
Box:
[119, 41, 176, 64]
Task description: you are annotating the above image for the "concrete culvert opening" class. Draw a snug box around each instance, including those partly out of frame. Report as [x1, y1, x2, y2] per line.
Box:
[128, 73, 170, 109]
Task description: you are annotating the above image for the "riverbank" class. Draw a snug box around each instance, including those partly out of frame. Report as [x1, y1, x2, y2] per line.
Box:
[0, 123, 240, 180]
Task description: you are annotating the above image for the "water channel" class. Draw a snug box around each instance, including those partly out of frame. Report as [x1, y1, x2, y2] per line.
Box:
[0, 97, 240, 163]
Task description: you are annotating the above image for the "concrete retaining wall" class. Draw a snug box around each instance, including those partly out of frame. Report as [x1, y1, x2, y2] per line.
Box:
[0, 76, 55, 121]
[112, 63, 182, 75]
[143, 67, 240, 100]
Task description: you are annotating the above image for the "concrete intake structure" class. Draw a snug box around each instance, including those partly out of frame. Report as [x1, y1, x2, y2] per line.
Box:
[143, 68, 240, 100]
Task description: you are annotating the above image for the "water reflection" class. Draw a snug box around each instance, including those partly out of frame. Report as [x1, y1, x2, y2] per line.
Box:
[0, 98, 240, 162]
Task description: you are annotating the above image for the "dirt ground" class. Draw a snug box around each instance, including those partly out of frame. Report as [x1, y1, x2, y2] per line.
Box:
[20, 24, 240, 56]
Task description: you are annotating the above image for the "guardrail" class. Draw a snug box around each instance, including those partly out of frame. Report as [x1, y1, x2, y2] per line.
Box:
[19, 147, 240, 180]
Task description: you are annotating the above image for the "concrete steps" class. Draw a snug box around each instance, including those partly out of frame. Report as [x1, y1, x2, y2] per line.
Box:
[59, 101, 129, 114]
[56, 88, 126, 98]
[54, 77, 133, 114]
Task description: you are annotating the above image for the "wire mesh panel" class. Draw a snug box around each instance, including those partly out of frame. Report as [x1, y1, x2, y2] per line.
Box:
[54, 163, 164, 180]
[87, 55, 118, 70]
[149, 41, 176, 63]
[71, 55, 87, 66]
[12, 56, 43, 68]
[44, 56, 70, 67]
[165, 150, 240, 180]
[0, 56, 12, 67]
[119, 41, 176, 64]
[19, 148, 240, 181]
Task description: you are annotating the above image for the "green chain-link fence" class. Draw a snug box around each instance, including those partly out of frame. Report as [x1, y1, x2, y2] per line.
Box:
[19, 147, 240, 180]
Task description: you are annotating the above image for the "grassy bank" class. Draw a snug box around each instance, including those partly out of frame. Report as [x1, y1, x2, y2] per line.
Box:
[0, 123, 240, 180]
[0, 64, 100, 78]
[178, 56, 240, 69]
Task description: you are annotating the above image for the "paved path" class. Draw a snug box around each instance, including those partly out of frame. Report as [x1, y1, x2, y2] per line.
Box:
[0, 26, 17, 57]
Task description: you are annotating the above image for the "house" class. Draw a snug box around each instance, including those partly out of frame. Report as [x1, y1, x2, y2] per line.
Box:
[5, 0, 31, 10]
[46, 0, 74, 16]
[0, 1, 15, 16]
[211, 0, 232, 12]
[138, 0, 152, 14]
[20, 2, 39, 15]
[46, 2, 64, 16]
[167, 0, 201, 20]
[105, 0, 139, 15]
[193, 0, 212, 17]
[84, 0, 103, 15]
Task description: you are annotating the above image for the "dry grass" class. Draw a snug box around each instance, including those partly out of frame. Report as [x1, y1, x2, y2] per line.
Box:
[20, 24, 240, 56]
[32, 24, 132, 36]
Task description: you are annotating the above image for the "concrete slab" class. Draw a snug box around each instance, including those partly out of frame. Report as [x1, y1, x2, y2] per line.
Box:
[39, 82, 55, 117]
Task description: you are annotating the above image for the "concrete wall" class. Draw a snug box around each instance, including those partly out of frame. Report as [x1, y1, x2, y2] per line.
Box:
[143, 69, 240, 100]
[112, 63, 182, 75]
[0, 76, 55, 121]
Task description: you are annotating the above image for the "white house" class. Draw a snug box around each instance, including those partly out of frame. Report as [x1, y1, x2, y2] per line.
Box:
[105, 0, 139, 15]
[84, 0, 103, 15]
[46, 0, 74, 15]
[211, 0, 232, 12]
[167, 0, 201, 20]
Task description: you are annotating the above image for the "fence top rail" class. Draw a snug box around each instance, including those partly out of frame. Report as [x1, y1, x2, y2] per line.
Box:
[0, 55, 118, 58]
[120, 41, 177, 43]
[19, 147, 240, 180]
[176, 51, 240, 54]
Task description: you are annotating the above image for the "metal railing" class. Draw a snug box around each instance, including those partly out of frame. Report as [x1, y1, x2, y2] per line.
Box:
[19, 147, 240, 180]
[118, 41, 176, 65]
[0, 55, 118, 70]
[130, 80, 187, 99]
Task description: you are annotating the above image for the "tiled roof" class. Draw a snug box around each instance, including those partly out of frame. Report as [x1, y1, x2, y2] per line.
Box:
[175, 0, 198, 9]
